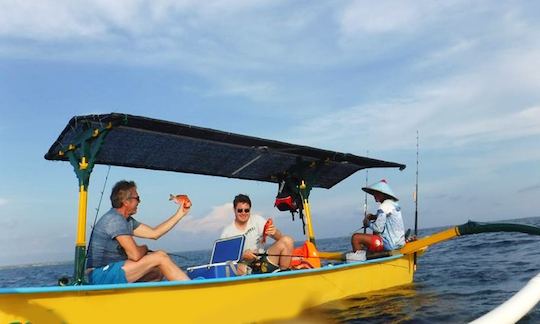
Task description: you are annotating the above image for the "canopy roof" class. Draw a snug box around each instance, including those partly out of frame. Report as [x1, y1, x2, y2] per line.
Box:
[45, 113, 405, 189]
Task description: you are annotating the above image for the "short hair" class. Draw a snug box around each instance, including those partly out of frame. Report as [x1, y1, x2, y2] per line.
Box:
[110, 180, 137, 208]
[233, 194, 251, 208]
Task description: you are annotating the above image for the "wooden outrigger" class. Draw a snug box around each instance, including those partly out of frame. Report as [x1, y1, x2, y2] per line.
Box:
[1, 113, 539, 323]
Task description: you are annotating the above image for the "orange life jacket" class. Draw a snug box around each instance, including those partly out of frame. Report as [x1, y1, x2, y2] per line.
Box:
[290, 241, 321, 269]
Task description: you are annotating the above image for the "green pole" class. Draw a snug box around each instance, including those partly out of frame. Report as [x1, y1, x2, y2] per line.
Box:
[60, 124, 112, 284]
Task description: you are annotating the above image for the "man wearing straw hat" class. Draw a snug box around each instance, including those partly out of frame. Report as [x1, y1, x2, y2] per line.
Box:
[350, 179, 405, 256]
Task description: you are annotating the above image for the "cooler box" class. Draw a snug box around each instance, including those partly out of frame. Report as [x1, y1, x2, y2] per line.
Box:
[187, 235, 245, 279]
[187, 262, 238, 279]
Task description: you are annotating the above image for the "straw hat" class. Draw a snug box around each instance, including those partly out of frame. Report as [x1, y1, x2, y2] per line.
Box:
[362, 179, 398, 201]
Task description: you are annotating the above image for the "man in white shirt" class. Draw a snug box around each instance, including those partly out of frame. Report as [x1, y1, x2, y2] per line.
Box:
[351, 179, 405, 253]
[221, 194, 294, 274]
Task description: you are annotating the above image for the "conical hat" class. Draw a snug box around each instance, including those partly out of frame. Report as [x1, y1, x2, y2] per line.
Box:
[362, 179, 398, 201]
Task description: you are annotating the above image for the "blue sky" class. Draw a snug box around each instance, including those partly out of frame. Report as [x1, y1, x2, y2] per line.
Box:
[1, 1, 539, 266]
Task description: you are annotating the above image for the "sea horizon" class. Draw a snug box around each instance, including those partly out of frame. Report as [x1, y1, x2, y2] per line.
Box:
[2, 215, 538, 270]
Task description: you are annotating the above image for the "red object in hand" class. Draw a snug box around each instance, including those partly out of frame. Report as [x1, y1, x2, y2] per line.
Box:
[169, 194, 192, 209]
[261, 218, 273, 244]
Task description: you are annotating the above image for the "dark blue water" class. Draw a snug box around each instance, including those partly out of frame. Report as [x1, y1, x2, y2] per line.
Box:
[2, 217, 539, 323]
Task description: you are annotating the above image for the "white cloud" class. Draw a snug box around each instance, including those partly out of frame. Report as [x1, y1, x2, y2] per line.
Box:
[0, 198, 7, 206]
[0, 0, 284, 42]
[2, 1, 537, 108]
[179, 203, 232, 234]
[0, 1, 107, 40]
[415, 39, 476, 69]
[208, 80, 278, 102]
[339, 1, 427, 35]
[433, 106, 540, 146]
[290, 35, 540, 153]
[178, 202, 275, 235]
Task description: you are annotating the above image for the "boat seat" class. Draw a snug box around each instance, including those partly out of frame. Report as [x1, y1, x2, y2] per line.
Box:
[366, 250, 395, 260]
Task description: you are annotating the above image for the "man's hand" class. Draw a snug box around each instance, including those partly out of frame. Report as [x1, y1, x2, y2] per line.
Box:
[265, 223, 276, 237]
[363, 216, 370, 227]
[242, 249, 258, 261]
[363, 213, 377, 227]
[176, 204, 190, 217]
[169, 194, 192, 209]
[367, 213, 377, 220]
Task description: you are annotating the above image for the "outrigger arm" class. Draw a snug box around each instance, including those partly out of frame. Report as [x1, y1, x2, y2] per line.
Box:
[316, 221, 540, 262]
[57, 123, 113, 284]
[399, 220, 540, 255]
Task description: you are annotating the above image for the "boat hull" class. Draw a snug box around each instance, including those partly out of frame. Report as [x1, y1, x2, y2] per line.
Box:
[0, 254, 415, 323]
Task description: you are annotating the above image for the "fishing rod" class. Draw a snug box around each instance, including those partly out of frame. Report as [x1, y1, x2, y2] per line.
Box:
[350, 151, 370, 234]
[363, 150, 369, 234]
[167, 252, 190, 260]
[255, 251, 393, 261]
[413, 131, 419, 269]
[146, 250, 191, 260]
[169, 250, 345, 263]
[256, 252, 319, 258]
[255, 252, 345, 261]
[414, 130, 419, 238]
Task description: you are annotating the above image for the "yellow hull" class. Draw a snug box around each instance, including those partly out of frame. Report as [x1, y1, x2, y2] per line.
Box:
[0, 254, 415, 323]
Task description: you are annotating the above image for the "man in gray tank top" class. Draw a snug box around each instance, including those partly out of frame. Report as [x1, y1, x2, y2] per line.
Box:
[86, 180, 190, 284]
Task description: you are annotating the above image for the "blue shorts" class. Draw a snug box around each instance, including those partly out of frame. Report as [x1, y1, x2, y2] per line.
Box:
[89, 261, 127, 285]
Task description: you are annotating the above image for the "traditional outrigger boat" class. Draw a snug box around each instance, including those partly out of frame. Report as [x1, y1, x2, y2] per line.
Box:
[1, 113, 540, 323]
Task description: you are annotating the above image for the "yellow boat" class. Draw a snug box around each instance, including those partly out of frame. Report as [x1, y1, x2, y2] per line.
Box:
[1, 113, 539, 323]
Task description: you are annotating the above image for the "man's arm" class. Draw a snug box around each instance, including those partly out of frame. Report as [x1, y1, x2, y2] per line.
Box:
[134, 206, 189, 240]
[370, 210, 387, 233]
[271, 228, 283, 241]
[116, 235, 148, 261]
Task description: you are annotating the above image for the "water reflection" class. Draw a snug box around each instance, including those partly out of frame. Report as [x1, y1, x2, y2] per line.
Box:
[291, 284, 440, 323]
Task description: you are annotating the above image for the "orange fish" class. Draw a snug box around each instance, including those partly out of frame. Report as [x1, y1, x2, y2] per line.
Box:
[169, 194, 192, 209]
[261, 218, 273, 244]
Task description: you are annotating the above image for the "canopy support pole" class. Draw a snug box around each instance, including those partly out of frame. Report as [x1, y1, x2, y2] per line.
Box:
[60, 123, 112, 284]
[73, 184, 89, 285]
[299, 180, 316, 245]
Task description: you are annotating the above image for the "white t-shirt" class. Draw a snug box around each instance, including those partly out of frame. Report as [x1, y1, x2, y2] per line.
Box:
[220, 214, 267, 253]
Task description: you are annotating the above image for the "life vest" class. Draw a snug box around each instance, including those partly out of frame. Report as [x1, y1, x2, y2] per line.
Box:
[274, 195, 297, 212]
[274, 180, 300, 213]
[290, 241, 321, 269]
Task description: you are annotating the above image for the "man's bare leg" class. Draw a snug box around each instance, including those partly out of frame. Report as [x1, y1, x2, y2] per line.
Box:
[267, 236, 294, 269]
[123, 250, 189, 282]
[135, 267, 163, 282]
[351, 233, 374, 252]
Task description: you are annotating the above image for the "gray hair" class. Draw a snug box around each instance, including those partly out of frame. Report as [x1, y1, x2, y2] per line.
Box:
[110, 180, 136, 208]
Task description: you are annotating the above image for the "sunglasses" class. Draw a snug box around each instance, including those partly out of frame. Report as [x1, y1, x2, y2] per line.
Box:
[128, 196, 141, 203]
[236, 208, 250, 213]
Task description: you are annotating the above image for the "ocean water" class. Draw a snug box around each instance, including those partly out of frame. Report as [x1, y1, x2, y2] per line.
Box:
[1, 217, 539, 323]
